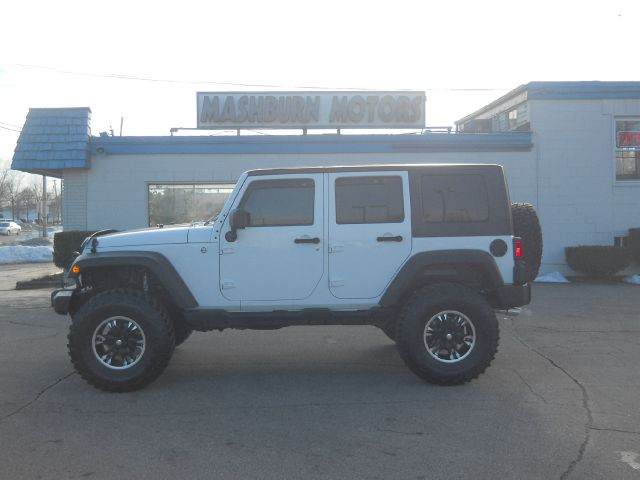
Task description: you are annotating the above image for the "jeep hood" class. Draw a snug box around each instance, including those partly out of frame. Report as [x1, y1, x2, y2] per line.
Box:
[93, 226, 190, 249]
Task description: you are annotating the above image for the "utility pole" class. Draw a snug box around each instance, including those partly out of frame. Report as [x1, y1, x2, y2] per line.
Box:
[52, 179, 58, 223]
[42, 175, 48, 239]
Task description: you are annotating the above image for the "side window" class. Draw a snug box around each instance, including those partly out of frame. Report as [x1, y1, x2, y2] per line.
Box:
[335, 176, 404, 224]
[240, 178, 314, 227]
[420, 174, 489, 223]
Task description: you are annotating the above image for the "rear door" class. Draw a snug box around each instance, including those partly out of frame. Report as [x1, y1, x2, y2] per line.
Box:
[328, 171, 412, 299]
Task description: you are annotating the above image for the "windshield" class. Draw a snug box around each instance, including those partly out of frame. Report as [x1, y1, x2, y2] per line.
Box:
[0, 222, 9, 227]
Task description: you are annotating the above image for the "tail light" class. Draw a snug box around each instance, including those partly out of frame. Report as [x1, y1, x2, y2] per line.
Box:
[514, 238, 523, 258]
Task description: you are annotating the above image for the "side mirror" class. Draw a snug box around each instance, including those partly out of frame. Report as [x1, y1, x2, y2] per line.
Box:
[225, 209, 250, 242]
[229, 209, 250, 230]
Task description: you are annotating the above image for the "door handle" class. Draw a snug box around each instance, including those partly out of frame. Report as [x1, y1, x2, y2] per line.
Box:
[377, 235, 403, 242]
[294, 237, 320, 244]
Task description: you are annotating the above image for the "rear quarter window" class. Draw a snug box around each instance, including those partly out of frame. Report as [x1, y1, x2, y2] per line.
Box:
[420, 174, 489, 223]
[409, 166, 512, 237]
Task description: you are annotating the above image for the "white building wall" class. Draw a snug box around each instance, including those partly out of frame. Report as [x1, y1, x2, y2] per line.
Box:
[84, 148, 536, 231]
[62, 169, 88, 230]
[529, 98, 640, 273]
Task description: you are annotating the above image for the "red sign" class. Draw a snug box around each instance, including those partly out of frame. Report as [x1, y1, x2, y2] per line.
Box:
[617, 131, 640, 148]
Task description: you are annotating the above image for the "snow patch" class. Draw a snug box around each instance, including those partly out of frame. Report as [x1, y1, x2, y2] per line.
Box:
[534, 271, 570, 283]
[0, 245, 53, 264]
[623, 274, 640, 285]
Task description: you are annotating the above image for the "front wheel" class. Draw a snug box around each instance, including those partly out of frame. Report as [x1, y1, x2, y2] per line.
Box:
[174, 320, 193, 347]
[68, 289, 175, 392]
[396, 284, 499, 385]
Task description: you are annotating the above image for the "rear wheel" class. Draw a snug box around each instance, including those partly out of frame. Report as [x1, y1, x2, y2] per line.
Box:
[68, 289, 175, 392]
[396, 284, 499, 385]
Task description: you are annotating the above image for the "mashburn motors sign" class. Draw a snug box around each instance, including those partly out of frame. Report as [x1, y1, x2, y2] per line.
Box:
[197, 91, 425, 129]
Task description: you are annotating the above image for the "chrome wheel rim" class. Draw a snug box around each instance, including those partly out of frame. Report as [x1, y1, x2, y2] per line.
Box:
[92, 316, 146, 370]
[423, 310, 476, 363]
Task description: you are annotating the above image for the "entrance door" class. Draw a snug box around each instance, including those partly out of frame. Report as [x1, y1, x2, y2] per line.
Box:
[219, 174, 324, 302]
[328, 171, 412, 299]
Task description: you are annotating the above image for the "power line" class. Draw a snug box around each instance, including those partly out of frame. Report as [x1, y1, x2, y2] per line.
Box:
[11, 63, 512, 93]
[0, 124, 21, 132]
[14, 63, 358, 90]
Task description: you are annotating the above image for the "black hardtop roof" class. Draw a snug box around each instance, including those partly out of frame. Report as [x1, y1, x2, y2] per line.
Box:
[246, 164, 504, 176]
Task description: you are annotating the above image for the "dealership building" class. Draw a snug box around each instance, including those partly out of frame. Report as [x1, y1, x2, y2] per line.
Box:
[11, 82, 640, 274]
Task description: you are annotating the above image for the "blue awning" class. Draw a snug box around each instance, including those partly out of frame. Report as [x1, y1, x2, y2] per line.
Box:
[11, 107, 91, 177]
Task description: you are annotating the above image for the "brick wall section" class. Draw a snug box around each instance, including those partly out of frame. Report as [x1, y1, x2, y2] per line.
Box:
[529, 98, 640, 271]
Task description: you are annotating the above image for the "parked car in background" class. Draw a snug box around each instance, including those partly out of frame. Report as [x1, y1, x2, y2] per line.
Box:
[0, 221, 22, 235]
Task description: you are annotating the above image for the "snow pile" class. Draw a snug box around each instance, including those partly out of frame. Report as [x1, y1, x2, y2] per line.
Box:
[534, 271, 570, 283]
[0, 245, 53, 264]
[623, 274, 640, 285]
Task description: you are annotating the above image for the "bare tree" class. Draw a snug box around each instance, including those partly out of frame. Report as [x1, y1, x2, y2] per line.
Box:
[51, 179, 62, 224]
[17, 187, 37, 222]
[0, 168, 10, 214]
[32, 182, 43, 223]
[3, 171, 22, 220]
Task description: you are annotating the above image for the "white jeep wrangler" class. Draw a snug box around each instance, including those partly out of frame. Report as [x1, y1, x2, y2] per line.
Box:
[52, 164, 542, 392]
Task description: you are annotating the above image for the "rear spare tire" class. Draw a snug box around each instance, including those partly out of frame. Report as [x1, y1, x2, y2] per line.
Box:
[511, 202, 543, 282]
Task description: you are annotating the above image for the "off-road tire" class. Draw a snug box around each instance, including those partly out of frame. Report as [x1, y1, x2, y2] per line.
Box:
[396, 284, 499, 385]
[511, 202, 543, 282]
[68, 289, 175, 392]
[379, 322, 397, 342]
[174, 321, 193, 347]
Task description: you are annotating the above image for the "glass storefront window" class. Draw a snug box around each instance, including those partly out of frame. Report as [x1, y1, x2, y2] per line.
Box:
[616, 120, 640, 180]
[148, 183, 235, 226]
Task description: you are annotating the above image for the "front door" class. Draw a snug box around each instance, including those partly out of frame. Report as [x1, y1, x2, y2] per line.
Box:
[328, 171, 412, 299]
[219, 174, 324, 302]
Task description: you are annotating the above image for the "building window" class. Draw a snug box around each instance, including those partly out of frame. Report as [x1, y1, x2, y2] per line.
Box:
[240, 178, 315, 227]
[616, 120, 640, 180]
[148, 183, 235, 226]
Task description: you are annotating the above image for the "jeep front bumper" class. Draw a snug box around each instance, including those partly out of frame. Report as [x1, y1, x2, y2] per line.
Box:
[51, 288, 75, 315]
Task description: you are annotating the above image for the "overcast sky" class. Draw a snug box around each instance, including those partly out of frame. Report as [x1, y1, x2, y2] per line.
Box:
[1, 0, 639, 164]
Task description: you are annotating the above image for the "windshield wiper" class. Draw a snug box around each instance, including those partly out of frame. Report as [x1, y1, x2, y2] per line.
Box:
[204, 214, 219, 226]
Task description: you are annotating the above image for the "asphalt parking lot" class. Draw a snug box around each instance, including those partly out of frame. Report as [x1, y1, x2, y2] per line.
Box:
[1, 263, 639, 479]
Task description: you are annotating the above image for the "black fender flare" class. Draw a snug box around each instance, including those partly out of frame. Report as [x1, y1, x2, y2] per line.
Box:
[380, 250, 504, 307]
[72, 251, 198, 309]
